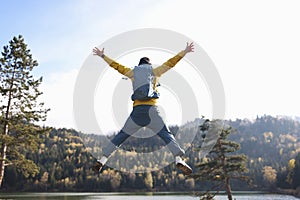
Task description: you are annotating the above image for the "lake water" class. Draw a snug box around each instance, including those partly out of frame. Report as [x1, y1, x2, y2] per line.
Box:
[0, 192, 298, 200]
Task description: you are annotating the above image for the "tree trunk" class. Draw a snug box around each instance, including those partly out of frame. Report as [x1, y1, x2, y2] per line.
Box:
[225, 177, 233, 200]
[0, 64, 15, 188]
[0, 125, 8, 188]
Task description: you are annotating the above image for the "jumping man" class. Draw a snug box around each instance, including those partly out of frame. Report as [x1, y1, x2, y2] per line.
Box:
[92, 42, 194, 175]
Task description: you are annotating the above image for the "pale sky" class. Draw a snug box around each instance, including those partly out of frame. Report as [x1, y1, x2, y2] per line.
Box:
[1, 0, 300, 134]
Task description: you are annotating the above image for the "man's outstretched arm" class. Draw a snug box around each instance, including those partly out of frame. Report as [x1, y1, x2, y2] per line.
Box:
[153, 42, 194, 77]
[93, 47, 133, 78]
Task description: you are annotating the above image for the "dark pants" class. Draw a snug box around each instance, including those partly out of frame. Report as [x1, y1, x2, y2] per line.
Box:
[102, 105, 185, 157]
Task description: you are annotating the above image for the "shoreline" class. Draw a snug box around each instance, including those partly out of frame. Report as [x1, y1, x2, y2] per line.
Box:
[276, 188, 300, 199]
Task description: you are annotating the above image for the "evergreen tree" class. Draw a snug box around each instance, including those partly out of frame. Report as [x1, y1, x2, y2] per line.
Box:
[0, 35, 49, 187]
[191, 121, 250, 200]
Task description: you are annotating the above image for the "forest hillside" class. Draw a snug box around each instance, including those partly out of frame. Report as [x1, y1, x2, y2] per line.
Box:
[2, 115, 300, 192]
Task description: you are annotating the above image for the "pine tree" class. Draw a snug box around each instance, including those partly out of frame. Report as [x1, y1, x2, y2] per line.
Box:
[191, 121, 250, 200]
[0, 35, 49, 187]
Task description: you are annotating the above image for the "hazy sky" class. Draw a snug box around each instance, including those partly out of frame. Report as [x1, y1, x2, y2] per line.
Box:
[1, 0, 300, 134]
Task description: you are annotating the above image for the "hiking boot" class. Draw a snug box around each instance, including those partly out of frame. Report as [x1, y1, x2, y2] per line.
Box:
[176, 157, 193, 175]
[92, 161, 103, 173]
[92, 156, 108, 173]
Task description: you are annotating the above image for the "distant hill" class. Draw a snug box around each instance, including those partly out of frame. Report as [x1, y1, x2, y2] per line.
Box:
[2, 115, 300, 192]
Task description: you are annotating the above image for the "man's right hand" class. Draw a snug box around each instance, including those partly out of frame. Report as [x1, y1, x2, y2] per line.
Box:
[93, 47, 105, 57]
